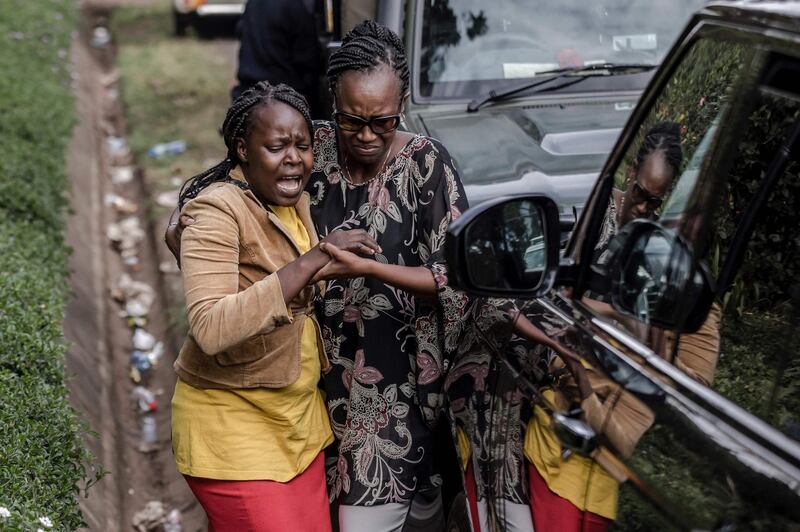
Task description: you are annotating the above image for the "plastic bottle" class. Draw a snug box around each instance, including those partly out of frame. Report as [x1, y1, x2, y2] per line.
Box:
[132, 328, 156, 351]
[147, 140, 186, 158]
[163, 508, 183, 532]
[132, 386, 157, 412]
[139, 415, 157, 452]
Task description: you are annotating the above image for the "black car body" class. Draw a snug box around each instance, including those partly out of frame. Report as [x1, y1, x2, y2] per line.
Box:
[447, 1, 800, 529]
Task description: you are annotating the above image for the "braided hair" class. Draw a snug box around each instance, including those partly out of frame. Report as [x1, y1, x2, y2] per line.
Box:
[178, 81, 313, 209]
[633, 120, 683, 177]
[327, 20, 409, 103]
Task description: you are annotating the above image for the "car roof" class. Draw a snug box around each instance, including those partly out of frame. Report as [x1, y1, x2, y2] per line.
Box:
[703, 1, 800, 34]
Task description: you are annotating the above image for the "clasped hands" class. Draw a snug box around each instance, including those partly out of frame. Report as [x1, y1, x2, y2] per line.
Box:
[164, 208, 380, 282]
[311, 229, 381, 282]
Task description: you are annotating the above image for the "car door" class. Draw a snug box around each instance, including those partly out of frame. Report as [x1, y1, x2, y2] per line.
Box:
[523, 12, 800, 530]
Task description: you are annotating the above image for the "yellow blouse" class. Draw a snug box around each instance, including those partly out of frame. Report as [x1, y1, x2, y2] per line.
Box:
[524, 390, 619, 520]
[172, 204, 333, 481]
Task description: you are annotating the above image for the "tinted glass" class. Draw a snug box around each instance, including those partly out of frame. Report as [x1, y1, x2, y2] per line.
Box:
[585, 37, 748, 339]
[590, 45, 800, 530]
[464, 199, 547, 290]
[693, 89, 800, 440]
[616, 87, 800, 531]
[333, 112, 401, 134]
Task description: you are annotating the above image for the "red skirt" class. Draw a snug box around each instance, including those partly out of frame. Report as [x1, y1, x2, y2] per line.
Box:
[184, 452, 331, 532]
[528, 463, 611, 532]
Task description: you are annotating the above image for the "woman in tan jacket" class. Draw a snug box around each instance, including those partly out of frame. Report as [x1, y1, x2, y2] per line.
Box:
[171, 82, 379, 532]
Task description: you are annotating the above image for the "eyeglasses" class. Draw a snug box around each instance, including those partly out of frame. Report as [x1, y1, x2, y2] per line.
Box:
[630, 181, 664, 211]
[333, 110, 402, 134]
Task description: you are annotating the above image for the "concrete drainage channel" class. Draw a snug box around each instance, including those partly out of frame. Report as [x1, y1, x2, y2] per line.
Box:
[63, 3, 205, 530]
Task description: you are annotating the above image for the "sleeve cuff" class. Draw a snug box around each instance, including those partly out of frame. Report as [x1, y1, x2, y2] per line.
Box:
[259, 272, 293, 328]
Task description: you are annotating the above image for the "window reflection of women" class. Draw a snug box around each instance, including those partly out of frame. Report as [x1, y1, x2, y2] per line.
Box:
[596, 121, 683, 266]
[519, 121, 685, 532]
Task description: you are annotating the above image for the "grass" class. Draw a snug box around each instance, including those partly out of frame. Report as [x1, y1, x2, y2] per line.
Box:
[110, 3, 234, 202]
[0, 0, 103, 529]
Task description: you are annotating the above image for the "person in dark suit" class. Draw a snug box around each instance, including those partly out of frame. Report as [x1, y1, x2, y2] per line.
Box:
[233, 0, 324, 118]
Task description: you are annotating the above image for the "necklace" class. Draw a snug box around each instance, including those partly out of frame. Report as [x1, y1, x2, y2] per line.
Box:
[341, 147, 392, 187]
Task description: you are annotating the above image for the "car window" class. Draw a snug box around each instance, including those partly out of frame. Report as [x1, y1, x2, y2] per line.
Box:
[416, 0, 705, 99]
[583, 37, 750, 347]
[577, 40, 800, 529]
[679, 86, 800, 442]
[613, 83, 800, 531]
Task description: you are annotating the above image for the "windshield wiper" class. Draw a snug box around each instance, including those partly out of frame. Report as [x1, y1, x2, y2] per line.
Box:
[535, 62, 657, 77]
[466, 63, 656, 113]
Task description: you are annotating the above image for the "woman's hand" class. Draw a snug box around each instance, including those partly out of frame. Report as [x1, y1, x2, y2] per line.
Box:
[322, 229, 381, 256]
[312, 242, 374, 282]
[164, 207, 195, 267]
[558, 350, 594, 400]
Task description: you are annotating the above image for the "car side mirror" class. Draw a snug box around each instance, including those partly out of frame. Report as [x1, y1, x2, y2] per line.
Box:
[552, 412, 597, 459]
[604, 219, 714, 332]
[445, 195, 561, 298]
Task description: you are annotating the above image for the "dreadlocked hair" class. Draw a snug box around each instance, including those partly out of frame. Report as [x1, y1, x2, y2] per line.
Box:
[634, 120, 683, 177]
[327, 20, 409, 102]
[178, 81, 313, 209]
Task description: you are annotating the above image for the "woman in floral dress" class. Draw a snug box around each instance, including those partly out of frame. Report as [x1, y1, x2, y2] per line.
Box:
[306, 21, 469, 530]
[313, 25, 548, 523]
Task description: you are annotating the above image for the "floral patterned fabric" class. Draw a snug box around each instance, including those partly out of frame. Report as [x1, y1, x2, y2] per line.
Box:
[307, 122, 468, 506]
[594, 195, 619, 267]
[428, 263, 542, 506]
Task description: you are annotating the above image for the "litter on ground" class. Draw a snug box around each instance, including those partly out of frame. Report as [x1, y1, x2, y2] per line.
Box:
[147, 140, 186, 158]
[111, 274, 155, 319]
[107, 217, 145, 258]
[90, 26, 110, 48]
[138, 415, 158, 453]
[132, 386, 158, 412]
[155, 189, 179, 208]
[131, 501, 166, 532]
[132, 328, 156, 351]
[104, 193, 138, 214]
[111, 165, 134, 184]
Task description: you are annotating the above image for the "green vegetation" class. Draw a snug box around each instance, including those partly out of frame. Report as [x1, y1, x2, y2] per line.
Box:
[0, 0, 102, 529]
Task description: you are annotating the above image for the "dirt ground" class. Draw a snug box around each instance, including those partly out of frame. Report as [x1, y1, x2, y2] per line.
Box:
[63, 1, 236, 530]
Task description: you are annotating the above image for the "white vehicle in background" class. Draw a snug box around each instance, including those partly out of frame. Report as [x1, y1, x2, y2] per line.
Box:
[172, 0, 246, 36]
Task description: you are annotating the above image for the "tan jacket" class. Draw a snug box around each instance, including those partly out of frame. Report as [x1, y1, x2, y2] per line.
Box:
[174, 168, 328, 389]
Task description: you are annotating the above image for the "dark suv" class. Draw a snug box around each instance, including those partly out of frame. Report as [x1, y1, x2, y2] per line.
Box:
[446, 1, 800, 529]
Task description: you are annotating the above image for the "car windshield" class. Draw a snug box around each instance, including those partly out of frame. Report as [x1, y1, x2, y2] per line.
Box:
[416, 0, 707, 99]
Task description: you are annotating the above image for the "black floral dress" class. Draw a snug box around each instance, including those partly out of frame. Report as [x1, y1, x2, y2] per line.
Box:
[307, 122, 468, 506]
[428, 268, 543, 507]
